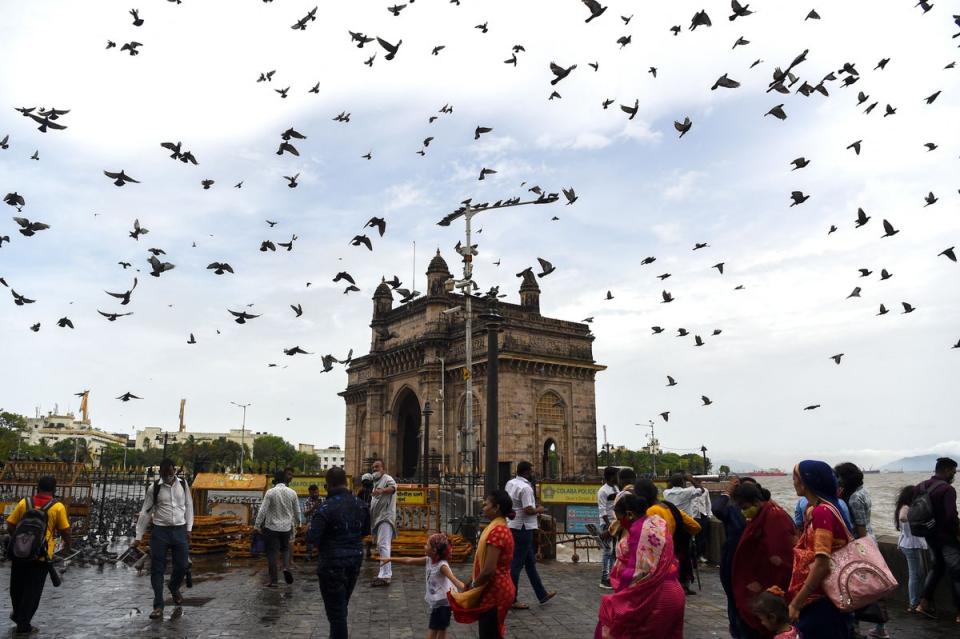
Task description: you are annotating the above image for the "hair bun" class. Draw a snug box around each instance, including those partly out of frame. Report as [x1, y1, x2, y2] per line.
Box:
[507, 510, 516, 520]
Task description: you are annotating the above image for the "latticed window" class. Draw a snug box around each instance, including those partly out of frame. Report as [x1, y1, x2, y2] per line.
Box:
[536, 392, 565, 427]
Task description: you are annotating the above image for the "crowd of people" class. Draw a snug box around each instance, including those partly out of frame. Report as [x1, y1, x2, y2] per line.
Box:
[3, 456, 959, 638]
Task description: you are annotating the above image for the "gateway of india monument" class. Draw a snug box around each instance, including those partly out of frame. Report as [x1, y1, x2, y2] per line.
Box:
[340, 250, 605, 482]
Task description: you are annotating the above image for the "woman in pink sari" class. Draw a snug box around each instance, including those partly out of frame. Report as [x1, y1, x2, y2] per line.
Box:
[596, 492, 686, 639]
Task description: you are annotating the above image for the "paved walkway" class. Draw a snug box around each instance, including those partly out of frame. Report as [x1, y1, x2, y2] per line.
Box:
[0, 557, 955, 638]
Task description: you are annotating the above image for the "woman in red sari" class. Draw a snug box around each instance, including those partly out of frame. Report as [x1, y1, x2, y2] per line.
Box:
[596, 492, 685, 639]
[449, 490, 516, 639]
[731, 481, 797, 638]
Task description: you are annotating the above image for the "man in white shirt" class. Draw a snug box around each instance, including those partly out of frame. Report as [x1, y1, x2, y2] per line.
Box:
[663, 472, 704, 517]
[134, 458, 194, 620]
[254, 470, 300, 587]
[596, 466, 620, 589]
[368, 459, 397, 587]
[688, 477, 713, 564]
[505, 461, 557, 608]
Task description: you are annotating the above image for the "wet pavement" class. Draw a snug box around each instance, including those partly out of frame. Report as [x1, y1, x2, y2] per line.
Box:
[0, 557, 956, 638]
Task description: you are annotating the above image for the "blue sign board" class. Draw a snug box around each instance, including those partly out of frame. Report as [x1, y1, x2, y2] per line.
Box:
[566, 505, 599, 533]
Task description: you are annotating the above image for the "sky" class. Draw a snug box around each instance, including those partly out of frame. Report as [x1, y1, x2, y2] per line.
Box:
[0, 1, 958, 471]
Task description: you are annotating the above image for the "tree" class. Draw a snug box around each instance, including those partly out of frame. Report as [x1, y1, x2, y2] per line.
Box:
[253, 435, 297, 468]
[719, 465, 731, 476]
[98, 444, 128, 468]
[52, 438, 91, 463]
[292, 451, 321, 474]
[0, 411, 27, 431]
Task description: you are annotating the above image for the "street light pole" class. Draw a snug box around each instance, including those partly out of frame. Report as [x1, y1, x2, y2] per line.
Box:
[480, 305, 503, 496]
[422, 401, 433, 488]
[231, 402, 251, 473]
[438, 192, 560, 518]
[637, 421, 657, 478]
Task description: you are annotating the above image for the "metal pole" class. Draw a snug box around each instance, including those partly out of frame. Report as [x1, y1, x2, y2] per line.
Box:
[422, 402, 432, 488]
[232, 402, 251, 473]
[650, 421, 657, 478]
[463, 211, 475, 517]
[481, 307, 502, 496]
[439, 357, 445, 481]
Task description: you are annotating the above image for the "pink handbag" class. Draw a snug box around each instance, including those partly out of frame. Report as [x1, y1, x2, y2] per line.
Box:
[820, 502, 898, 611]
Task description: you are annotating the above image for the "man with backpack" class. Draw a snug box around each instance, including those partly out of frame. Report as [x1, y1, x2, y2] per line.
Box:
[134, 458, 193, 620]
[5, 475, 71, 635]
[913, 457, 960, 623]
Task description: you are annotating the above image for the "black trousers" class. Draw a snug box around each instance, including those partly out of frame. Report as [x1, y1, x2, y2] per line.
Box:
[263, 527, 290, 585]
[9, 560, 48, 632]
[317, 558, 361, 639]
[923, 537, 960, 609]
[478, 608, 501, 639]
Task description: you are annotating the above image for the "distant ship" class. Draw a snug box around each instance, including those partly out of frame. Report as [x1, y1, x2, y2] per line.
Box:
[745, 469, 787, 477]
[863, 468, 881, 474]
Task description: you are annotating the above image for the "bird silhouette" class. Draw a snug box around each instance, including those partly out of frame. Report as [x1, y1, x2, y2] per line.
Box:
[730, 1, 753, 20]
[104, 170, 140, 187]
[549, 62, 577, 85]
[207, 262, 234, 275]
[228, 310, 260, 324]
[582, 0, 607, 22]
[105, 278, 137, 305]
[377, 37, 402, 60]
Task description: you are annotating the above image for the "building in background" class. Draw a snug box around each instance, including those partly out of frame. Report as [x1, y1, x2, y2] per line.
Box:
[21, 412, 129, 462]
[134, 426, 268, 451]
[341, 250, 604, 481]
[298, 444, 345, 471]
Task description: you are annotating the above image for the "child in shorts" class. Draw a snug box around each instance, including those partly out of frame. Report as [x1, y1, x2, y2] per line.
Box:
[381, 532, 465, 638]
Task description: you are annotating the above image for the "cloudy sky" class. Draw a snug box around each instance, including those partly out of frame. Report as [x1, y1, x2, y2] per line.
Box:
[1, 1, 957, 470]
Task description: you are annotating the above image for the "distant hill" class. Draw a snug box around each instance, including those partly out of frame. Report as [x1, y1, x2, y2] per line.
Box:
[880, 453, 960, 473]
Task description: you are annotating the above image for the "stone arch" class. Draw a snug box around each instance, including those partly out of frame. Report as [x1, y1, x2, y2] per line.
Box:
[542, 438, 560, 480]
[536, 390, 567, 479]
[391, 386, 422, 480]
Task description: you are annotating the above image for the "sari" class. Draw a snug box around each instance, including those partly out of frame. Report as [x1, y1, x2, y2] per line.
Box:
[595, 515, 685, 639]
[732, 501, 796, 637]
[449, 517, 515, 637]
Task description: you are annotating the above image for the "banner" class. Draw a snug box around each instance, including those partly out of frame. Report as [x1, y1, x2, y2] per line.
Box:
[539, 482, 601, 505]
[192, 473, 267, 491]
[288, 476, 324, 496]
[396, 485, 428, 506]
[566, 505, 599, 533]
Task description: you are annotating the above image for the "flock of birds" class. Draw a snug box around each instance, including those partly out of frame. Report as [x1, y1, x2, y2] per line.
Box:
[1, 1, 958, 430]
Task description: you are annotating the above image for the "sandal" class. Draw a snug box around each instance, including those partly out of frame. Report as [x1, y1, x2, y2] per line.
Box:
[511, 602, 529, 610]
[915, 605, 937, 620]
[149, 608, 163, 620]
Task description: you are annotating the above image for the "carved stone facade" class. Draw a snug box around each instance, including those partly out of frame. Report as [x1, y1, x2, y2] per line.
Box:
[340, 250, 605, 481]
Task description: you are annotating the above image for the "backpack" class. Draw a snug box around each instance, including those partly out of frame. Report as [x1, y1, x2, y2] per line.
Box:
[907, 480, 942, 538]
[149, 477, 186, 512]
[10, 497, 57, 561]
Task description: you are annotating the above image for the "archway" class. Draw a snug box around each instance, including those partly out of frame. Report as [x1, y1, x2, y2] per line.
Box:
[395, 389, 422, 480]
[542, 438, 560, 480]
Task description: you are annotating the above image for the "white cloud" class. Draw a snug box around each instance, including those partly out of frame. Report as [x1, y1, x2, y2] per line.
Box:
[1, 1, 958, 463]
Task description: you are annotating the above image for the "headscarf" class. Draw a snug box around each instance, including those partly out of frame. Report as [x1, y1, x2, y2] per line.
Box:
[795, 460, 854, 531]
